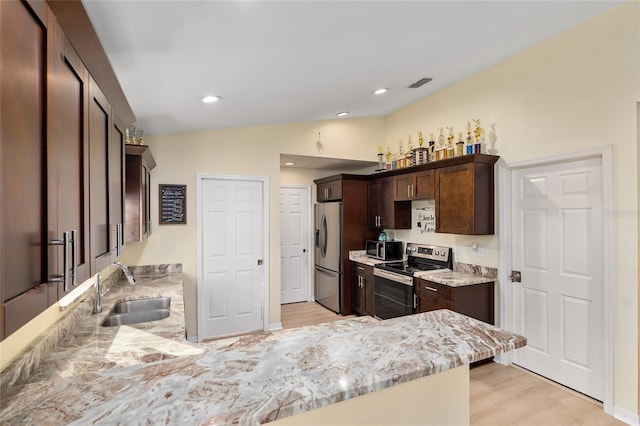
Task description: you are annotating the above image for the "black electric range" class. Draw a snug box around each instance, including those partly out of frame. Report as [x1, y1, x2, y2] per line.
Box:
[372, 243, 453, 319]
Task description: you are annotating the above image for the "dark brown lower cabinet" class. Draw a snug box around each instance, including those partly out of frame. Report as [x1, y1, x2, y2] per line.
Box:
[415, 278, 495, 325]
[351, 262, 374, 316]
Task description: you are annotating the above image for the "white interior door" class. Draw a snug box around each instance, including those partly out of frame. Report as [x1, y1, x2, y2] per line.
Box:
[280, 186, 310, 304]
[511, 157, 603, 400]
[198, 177, 264, 340]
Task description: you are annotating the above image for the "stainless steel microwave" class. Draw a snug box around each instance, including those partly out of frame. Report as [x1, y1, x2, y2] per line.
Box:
[366, 240, 403, 261]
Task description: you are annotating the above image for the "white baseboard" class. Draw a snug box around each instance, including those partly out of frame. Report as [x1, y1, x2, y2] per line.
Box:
[613, 407, 639, 426]
[266, 322, 283, 331]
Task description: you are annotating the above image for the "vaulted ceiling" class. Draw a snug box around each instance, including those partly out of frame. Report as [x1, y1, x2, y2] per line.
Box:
[82, 1, 624, 136]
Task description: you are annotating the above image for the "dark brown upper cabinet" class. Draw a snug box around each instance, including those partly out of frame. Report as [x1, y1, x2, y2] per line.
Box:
[394, 170, 435, 201]
[0, 0, 51, 339]
[0, 0, 134, 341]
[435, 160, 496, 235]
[47, 26, 92, 300]
[125, 145, 156, 243]
[368, 177, 411, 230]
[316, 178, 343, 202]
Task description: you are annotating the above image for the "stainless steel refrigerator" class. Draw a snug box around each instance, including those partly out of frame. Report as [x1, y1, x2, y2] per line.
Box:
[314, 202, 342, 314]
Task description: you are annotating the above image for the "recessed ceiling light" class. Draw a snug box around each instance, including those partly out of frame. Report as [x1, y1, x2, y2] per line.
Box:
[336, 111, 349, 117]
[202, 95, 221, 103]
[373, 88, 388, 95]
[285, 162, 295, 166]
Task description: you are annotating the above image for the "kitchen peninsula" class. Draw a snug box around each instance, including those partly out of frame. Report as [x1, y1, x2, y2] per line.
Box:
[1, 270, 526, 426]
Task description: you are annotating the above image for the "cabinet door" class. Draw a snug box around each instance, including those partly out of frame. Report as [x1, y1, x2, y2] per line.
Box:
[47, 30, 91, 298]
[110, 119, 125, 256]
[0, 0, 51, 339]
[124, 145, 155, 243]
[363, 269, 375, 316]
[436, 163, 494, 235]
[380, 177, 411, 229]
[89, 78, 114, 273]
[317, 180, 342, 202]
[413, 170, 435, 200]
[367, 179, 381, 228]
[415, 279, 452, 313]
[394, 174, 413, 201]
[435, 164, 475, 234]
[125, 155, 143, 242]
[143, 164, 152, 238]
[351, 263, 366, 315]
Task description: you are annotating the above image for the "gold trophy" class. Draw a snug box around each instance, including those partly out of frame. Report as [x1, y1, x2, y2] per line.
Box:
[473, 118, 483, 154]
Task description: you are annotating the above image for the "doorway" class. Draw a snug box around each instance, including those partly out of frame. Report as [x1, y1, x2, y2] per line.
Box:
[280, 185, 311, 304]
[499, 147, 613, 413]
[196, 174, 269, 342]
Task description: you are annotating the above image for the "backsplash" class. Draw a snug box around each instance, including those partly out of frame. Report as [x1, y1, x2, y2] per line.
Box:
[453, 262, 497, 279]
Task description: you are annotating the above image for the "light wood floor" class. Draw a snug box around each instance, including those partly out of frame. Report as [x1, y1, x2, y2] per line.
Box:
[281, 301, 356, 329]
[281, 302, 623, 425]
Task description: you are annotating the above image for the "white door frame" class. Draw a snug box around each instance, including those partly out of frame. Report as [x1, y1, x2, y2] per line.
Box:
[196, 173, 270, 341]
[497, 145, 613, 414]
[280, 184, 313, 302]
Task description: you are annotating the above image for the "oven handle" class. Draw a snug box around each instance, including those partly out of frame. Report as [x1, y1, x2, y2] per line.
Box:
[374, 268, 413, 286]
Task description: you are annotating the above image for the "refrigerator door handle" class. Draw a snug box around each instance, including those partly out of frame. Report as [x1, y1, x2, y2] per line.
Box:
[321, 214, 328, 257]
[316, 267, 337, 278]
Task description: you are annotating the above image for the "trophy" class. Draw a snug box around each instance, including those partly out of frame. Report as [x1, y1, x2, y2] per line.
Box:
[465, 122, 474, 155]
[473, 118, 483, 154]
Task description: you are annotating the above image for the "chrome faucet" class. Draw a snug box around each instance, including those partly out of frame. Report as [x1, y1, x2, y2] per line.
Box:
[113, 261, 136, 286]
[93, 274, 103, 314]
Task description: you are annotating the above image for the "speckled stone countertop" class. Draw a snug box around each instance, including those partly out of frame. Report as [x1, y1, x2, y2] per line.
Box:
[350, 250, 496, 287]
[0, 265, 229, 391]
[414, 270, 495, 287]
[1, 307, 526, 425]
[349, 250, 384, 266]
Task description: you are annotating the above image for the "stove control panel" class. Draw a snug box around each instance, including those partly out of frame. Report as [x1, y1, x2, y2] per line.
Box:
[406, 243, 452, 263]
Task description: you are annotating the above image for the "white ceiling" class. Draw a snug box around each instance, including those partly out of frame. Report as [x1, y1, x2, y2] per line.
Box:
[82, 1, 623, 137]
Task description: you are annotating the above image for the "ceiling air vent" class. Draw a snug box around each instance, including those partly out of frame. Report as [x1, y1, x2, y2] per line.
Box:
[408, 77, 433, 89]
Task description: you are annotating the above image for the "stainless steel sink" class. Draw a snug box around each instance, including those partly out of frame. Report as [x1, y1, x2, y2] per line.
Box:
[111, 297, 171, 314]
[101, 297, 171, 327]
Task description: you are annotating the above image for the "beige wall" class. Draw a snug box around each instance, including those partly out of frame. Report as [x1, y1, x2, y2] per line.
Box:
[120, 118, 386, 337]
[386, 3, 639, 415]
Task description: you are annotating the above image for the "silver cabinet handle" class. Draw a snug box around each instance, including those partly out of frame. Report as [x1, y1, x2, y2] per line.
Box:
[425, 286, 439, 292]
[414, 293, 418, 309]
[116, 223, 122, 257]
[49, 231, 71, 291]
[113, 223, 122, 257]
[70, 230, 77, 289]
[408, 185, 411, 198]
[357, 266, 365, 271]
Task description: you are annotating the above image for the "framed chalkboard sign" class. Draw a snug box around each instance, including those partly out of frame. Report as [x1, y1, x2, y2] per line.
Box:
[159, 184, 187, 225]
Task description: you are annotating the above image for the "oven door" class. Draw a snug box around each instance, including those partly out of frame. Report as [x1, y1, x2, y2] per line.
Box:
[373, 268, 415, 319]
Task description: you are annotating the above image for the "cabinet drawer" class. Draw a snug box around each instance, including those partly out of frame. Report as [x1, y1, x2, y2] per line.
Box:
[415, 279, 452, 301]
[354, 263, 374, 275]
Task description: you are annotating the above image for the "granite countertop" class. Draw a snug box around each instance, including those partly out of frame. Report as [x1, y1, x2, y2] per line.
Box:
[0, 267, 220, 391]
[348, 250, 401, 266]
[349, 250, 495, 287]
[0, 307, 526, 425]
[414, 270, 496, 287]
